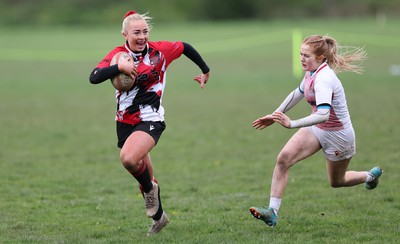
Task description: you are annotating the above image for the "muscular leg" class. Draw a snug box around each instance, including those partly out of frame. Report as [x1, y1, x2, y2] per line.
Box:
[120, 131, 155, 192]
[325, 158, 367, 187]
[270, 127, 321, 198]
[142, 153, 154, 180]
[120, 131, 155, 171]
[120, 131, 164, 220]
[138, 154, 157, 196]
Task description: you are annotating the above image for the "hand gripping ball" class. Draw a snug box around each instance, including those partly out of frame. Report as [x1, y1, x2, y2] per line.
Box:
[110, 52, 135, 91]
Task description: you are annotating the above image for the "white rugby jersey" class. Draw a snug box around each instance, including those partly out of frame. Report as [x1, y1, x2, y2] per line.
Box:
[300, 62, 352, 130]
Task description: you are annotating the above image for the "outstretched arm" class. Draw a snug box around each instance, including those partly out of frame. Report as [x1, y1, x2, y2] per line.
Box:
[272, 105, 331, 129]
[252, 87, 304, 130]
[182, 42, 210, 89]
[252, 114, 275, 130]
[275, 87, 304, 113]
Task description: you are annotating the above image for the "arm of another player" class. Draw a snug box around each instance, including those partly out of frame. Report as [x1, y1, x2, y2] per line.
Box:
[193, 72, 210, 89]
[182, 42, 210, 89]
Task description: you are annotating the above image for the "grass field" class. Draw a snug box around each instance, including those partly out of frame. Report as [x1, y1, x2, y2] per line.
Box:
[1, 18, 399, 243]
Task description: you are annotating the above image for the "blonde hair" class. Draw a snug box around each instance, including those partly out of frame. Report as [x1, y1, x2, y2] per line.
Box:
[303, 35, 367, 74]
[121, 12, 153, 34]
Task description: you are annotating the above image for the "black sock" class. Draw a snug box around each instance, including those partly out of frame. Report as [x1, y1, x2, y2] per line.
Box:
[132, 163, 152, 193]
[152, 184, 164, 221]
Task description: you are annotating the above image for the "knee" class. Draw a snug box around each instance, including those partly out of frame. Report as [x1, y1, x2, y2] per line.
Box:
[329, 179, 344, 188]
[120, 151, 141, 171]
[276, 150, 293, 170]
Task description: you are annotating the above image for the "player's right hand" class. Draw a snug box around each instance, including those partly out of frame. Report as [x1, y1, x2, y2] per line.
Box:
[252, 114, 275, 130]
[118, 56, 137, 79]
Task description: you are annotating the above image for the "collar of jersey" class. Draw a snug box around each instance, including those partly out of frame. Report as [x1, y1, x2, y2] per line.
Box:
[124, 43, 148, 60]
[310, 62, 328, 77]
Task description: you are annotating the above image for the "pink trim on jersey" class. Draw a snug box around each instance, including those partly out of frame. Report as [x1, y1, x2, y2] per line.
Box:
[303, 63, 345, 130]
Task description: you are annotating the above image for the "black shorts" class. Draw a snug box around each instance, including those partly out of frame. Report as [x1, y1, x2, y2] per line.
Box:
[116, 121, 166, 148]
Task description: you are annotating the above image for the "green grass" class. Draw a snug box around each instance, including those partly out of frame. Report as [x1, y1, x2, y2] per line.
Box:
[1, 18, 400, 243]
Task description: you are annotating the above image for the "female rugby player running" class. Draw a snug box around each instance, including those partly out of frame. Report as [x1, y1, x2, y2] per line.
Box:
[89, 10, 210, 235]
[249, 34, 382, 227]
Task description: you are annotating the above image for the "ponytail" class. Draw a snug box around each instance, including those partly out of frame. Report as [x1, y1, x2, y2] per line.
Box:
[303, 35, 367, 74]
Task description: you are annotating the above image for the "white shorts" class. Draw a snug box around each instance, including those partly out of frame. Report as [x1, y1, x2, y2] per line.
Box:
[309, 125, 356, 161]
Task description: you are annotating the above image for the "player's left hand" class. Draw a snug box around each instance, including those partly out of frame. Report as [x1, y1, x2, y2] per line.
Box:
[194, 72, 210, 89]
[272, 111, 291, 128]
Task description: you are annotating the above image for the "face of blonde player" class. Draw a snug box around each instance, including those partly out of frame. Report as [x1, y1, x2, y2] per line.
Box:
[123, 19, 149, 52]
[300, 44, 325, 72]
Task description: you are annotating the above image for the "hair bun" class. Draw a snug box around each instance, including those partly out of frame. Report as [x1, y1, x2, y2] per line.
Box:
[124, 10, 137, 18]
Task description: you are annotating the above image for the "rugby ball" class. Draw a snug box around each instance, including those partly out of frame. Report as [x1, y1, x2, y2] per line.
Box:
[110, 52, 135, 91]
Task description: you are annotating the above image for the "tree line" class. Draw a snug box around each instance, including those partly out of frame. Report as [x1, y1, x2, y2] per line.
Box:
[0, 0, 399, 26]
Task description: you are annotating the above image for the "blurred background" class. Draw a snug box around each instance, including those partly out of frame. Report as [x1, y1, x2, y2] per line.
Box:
[1, 0, 400, 26]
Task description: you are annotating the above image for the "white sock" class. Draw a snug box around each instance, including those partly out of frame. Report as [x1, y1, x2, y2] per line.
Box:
[365, 171, 374, 182]
[269, 196, 282, 214]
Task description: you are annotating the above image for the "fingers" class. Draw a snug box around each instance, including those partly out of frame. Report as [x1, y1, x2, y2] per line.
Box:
[194, 72, 209, 89]
[271, 111, 283, 121]
[118, 57, 137, 76]
[251, 113, 279, 130]
[129, 73, 136, 80]
[193, 76, 203, 88]
[252, 118, 268, 130]
[252, 119, 262, 127]
[128, 64, 137, 80]
[131, 67, 137, 77]
[271, 111, 291, 128]
[253, 123, 266, 130]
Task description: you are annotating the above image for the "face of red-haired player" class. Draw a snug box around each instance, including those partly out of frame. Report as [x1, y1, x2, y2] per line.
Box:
[300, 44, 325, 72]
[123, 19, 149, 52]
